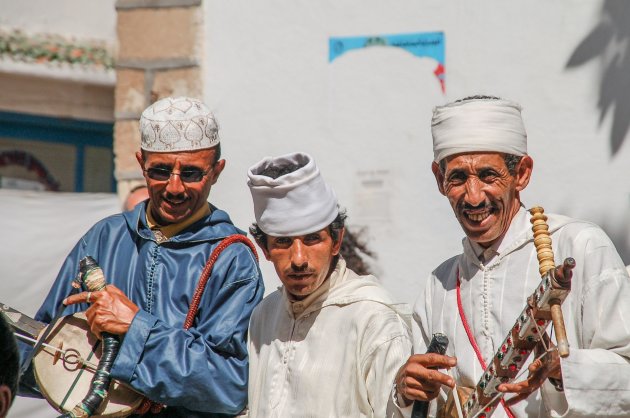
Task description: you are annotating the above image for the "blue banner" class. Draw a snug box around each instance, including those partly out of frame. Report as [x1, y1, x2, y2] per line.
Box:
[329, 31, 445, 92]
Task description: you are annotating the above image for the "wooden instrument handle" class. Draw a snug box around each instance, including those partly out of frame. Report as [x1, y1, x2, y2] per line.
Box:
[529, 206, 570, 357]
[550, 301, 570, 357]
[529, 206, 555, 276]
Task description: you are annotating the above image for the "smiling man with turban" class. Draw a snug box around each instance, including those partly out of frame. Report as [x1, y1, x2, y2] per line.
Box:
[394, 96, 630, 417]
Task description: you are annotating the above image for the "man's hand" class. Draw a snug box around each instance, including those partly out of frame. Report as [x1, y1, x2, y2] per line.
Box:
[498, 340, 562, 406]
[64, 285, 140, 338]
[395, 353, 457, 405]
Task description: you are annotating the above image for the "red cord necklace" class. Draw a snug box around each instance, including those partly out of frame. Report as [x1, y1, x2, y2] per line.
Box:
[457, 268, 515, 418]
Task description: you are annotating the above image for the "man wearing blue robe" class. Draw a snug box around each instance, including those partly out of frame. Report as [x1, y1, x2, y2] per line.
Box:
[20, 97, 264, 417]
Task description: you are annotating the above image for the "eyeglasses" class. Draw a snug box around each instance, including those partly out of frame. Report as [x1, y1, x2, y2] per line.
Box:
[144, 167, 210, 183]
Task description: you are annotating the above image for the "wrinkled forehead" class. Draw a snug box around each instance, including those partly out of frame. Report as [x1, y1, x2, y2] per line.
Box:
[440, 151, 509, 172]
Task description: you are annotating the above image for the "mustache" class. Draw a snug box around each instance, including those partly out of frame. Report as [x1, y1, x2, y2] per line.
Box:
[164, 192, 187, 202]
[284, 267, 316, 276]
[459, 201, 498, 211]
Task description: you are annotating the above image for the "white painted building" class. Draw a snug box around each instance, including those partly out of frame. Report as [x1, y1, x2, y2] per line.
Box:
[201, 0, 630, 302]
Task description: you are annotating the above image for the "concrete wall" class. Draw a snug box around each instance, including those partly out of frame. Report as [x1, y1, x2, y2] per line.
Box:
[202, 0, 630, 303]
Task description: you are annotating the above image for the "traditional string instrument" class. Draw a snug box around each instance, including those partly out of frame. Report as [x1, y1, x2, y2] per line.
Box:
[2, 256, 144, 418]
[452, 207, 575, 418]
[33, 312, 143, 418]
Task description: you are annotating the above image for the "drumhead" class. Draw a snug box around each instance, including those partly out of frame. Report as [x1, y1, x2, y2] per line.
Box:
[33, 312, 144, 418]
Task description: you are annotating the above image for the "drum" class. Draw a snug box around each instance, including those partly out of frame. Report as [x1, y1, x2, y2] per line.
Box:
[33, 312, 144, 418]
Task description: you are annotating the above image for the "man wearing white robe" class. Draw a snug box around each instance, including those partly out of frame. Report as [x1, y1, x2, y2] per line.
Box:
[246, 152, 412, 418]
[394, 96, 630, 417]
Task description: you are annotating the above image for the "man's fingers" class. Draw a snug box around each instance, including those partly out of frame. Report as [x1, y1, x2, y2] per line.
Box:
[395, 355, 457, 403]
[528, 358, 544, 373]
[104, 284, 123, 295]
[62, 285, 137, 337]
[409, 353, 457, 369]
[398, 375, 442, 402]
[400, 386, 436, 402]
[498, 381, 530, 394]
[425, 368, 455, 388]
[64, 286, 121, 306]
[401, 374, 442, 393]
[64, 291, 101, 306]
[404, 363, 455, 388]
[499, 373, 544, 393]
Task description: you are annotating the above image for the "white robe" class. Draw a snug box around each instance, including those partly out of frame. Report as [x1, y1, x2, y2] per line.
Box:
[248, 258, 412, 418]
[413, 206, 630, 417]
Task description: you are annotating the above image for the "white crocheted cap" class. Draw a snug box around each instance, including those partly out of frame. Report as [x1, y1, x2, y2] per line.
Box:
[140, 97, 220, 152]
[432, 98, 527, 162]
[247, 152, 339, 237]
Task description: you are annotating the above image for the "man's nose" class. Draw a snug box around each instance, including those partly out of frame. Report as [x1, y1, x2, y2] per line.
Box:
[290, 240, 308, 270]
[464, 177, 486, 207]
[165, 171, 186, 194]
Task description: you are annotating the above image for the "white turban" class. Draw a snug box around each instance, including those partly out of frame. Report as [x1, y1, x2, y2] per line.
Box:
[140, 96, 220, 152]
[247, 152, 338, 237]
[431, 98, 527, 162]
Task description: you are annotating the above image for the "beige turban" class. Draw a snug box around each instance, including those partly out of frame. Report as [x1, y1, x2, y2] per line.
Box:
[247, 152, 338, 237]
[140, 97, 219, 152]
[431, 98, 527, 162]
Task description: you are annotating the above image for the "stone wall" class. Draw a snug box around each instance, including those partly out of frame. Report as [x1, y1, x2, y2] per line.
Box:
[114, 0, 203, 199]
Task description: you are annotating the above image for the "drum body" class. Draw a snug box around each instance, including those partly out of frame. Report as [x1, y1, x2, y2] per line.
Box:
[33, 312, 143, 418]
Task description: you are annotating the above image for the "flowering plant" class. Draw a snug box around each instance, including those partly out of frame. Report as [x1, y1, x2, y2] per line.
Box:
[0, 29, 114, 69]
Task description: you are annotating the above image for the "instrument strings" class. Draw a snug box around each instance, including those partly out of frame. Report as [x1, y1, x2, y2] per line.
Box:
[468, 305, 559, 418]
[14, 332, 99, 370]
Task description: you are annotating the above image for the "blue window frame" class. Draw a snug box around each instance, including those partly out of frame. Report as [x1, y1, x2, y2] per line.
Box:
[0, 110, 114, 192]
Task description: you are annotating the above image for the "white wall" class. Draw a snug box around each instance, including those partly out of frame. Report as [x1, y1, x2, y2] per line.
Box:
[203, 0, 630, 304]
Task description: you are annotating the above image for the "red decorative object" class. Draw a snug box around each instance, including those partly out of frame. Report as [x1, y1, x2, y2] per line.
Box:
[140, 235, 259, 415]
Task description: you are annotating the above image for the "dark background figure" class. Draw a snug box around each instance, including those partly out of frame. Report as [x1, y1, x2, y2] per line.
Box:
[340, 227, 375, 276]
[122, 184, 149, 212]
[0, 314, 19, 418]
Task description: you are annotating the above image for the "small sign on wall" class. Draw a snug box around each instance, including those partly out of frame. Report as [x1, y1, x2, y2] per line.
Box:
[353, 169, 392, 223]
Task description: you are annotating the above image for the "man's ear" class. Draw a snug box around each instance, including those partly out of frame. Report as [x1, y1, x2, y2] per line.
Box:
[208, 159, 226, 186]
[431, 161, 446, 196]
[0, 385, 11, 418]
[514, 155, 533, 192]
[136, 151, 145, 170]
[331, 227, 345, 256]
